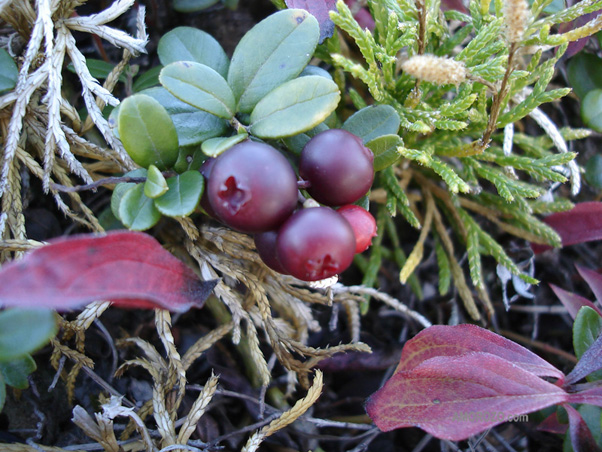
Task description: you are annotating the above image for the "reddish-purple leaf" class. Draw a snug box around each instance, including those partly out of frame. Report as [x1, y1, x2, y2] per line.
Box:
[285, 0, 337, 43]
[567, 385, 602, 407]
[538, 412, 568, 435]
[576, 265, 602, 307]
[0, 231, 216, 312]
[396, 324, 564, 380]
[345, 0, 375, 30]
[366, 352, 568, 440]
[566, 333, 602, 384]
[564, 404, 602, 452]
[441, 0, 468, 13]
[532, 202, 602, 254]
[550, 284, 602, 319]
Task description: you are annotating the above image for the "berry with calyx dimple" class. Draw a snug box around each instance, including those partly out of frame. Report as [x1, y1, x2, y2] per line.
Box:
[276, 207, 356, 281]
[254, 230, 289, 275]
[299, 129, 374, 206]
[207, 141, 298, 233]
[337, 204, 377, 253]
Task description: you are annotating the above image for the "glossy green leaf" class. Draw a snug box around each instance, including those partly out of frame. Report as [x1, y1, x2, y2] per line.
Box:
[157, 27, 229, 77]
[119, 183, 161, 231]
[201, 133, 248, 157]
[228, 9, 320, 113]
[133, 65, 162, 92]
[573, 306, 602, 381]
[586, 154, 602, 189]
[160, 61, 236, 119]
[98, 206, 124, 231]
[342, 105, 401, 143]
[173, 0, 219, 13]
[174, 146, 206, 173]
[118, 94, 179, 170]
[567, 53, 602, 100]
[144, 165, 169, 198]
[154, 171, 204, 217]
[0, 309, 57, 361]
[140, 87, 227, 147]
[111, 169, 147, 221]
[366, 134, 404, 171]
[282, 122, 329, 155]
[582, 89, 602, 133]
[249, 76, 340, 139]
[299, 65, 333, 80]
[0, 48, 18, 94]
[0, 354, 36, 389]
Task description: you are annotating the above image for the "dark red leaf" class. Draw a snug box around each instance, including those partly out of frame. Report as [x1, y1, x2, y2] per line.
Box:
[550, 284, 602, 320]
[345, 0, 375, 30]
[441, 0, 468, 13]
[396, 324, 564, 380]
[564, 404, 602, 452]
[538, 412, 568, 435]
[366, 352, 568, 440]
[577, 265, 602, 307]
[532, 202, 602, 254]
[567, 385, 602, 407]
[285, 0, 337, 43]
[0, 231, 216, 312]
[566, 332, 602, 384]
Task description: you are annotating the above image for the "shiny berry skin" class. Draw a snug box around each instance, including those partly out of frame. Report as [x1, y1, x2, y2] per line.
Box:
[337, 205, 377, 253]
[254, 230, 289, 274]
[207, 141, 298, 233]
[276, 207, 356, 281]
[299, 129, 374, 206]
[199, 157, 218, 219]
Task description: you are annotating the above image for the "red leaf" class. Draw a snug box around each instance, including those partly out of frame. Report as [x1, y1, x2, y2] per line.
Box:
[0, 231, 216, 312]
[285, 0, 337, 43]
[538, 412, 568, 435]
[577, 265, 602, 307]
[550, 284, 602, 319]
[566, 332, 602, 384]
[366, 352, 568, 440]
[564, 404, 602, 452]
[532, 202, 602, 254]
[396, 324, 564, 380]
[441, 0, 469, 13]
[567, 385, 602, 407]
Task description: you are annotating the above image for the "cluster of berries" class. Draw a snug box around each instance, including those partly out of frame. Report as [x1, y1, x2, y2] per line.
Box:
[200, 129, 377, 281]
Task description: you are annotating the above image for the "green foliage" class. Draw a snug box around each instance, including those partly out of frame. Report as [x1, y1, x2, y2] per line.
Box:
[573, 307, 602, 382]
[0, 48, 18, 94]
[154, 171, 204, 217]
[581, 89, 602, 132]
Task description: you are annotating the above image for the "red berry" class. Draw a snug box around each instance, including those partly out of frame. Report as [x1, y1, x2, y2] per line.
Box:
[276, 207, 356, 281]
[207, 141, 298, 233]
[299, 129, 374, 206]
[337, 205, 377, 253]
[254, 230, 289, 275]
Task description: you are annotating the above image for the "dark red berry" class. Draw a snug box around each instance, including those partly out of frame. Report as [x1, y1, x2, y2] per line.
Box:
[200, 157, 218, 219]
[254, 230, 289, 275]
[337, 205, 377, 253]
[207, 141, 298, 233]
[276, 207, 356, 281]
[299, 129, 374, 206]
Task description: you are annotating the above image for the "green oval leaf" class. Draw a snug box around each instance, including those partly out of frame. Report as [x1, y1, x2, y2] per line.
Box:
[228, 9, 320, 113]
[366, 134, 404, 171]
[0, 309, 57, 361]
[118, 94, 179, 170]
[0, 48, 18, 95]
[133, 65, 163, 92]
[567, 53, 602, 100]
[111, 169, 148, 221]
[573, 306, 602, 381]
[0, 355, 36, 389]
[281, 122, 329, 155]
[144, 164, 169, 198]
[140, 87, 227, 147]
[201, 133, 248, 157]
[160, 61, 236, 119]
[342, 105, 401, 143]
[586, 154, 602, 189]
[249, 76, 340, 139]
[154, 170, 204, 217]
[173, 0, 219, 13]
[174, 147, 206, 173]
[157, 26, 229, 77]
[581, 89, 602, 133]
[119, 183, 161, 231]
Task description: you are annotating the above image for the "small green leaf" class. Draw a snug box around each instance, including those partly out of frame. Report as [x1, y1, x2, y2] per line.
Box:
[282, 123, 329, 155]
[111, 169, 147, 221]
[140, 87, 227, 147]
[119, 183, 161, 231]
[366, 134, 403, 171]
[249, 76, 340, 139]
[567, 53, 602, 100]
[581, 89, 602, 133]
[157, 26, 229, 77]
[573, 306, 602, 381]
[201, 133, 248, 157]
[174, 146, 206, 173]
[160, 61, 236, 119]
[154, 171, 204, 217]
[98, 206, 124, 231]
[144, 165, 169, 198]
[0, 309, 57, 361]
[173, 0, 219, 13]
[299, 65, 333, 80]
[0, 355, 36, 389]
[118, 94, 179, 170]
[342, 105, 401, 143]
[586, 154, 602, 189]
[228, 9, 320, 113]
[133, 65, 163, 92]
[0, 48, 18, 94]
